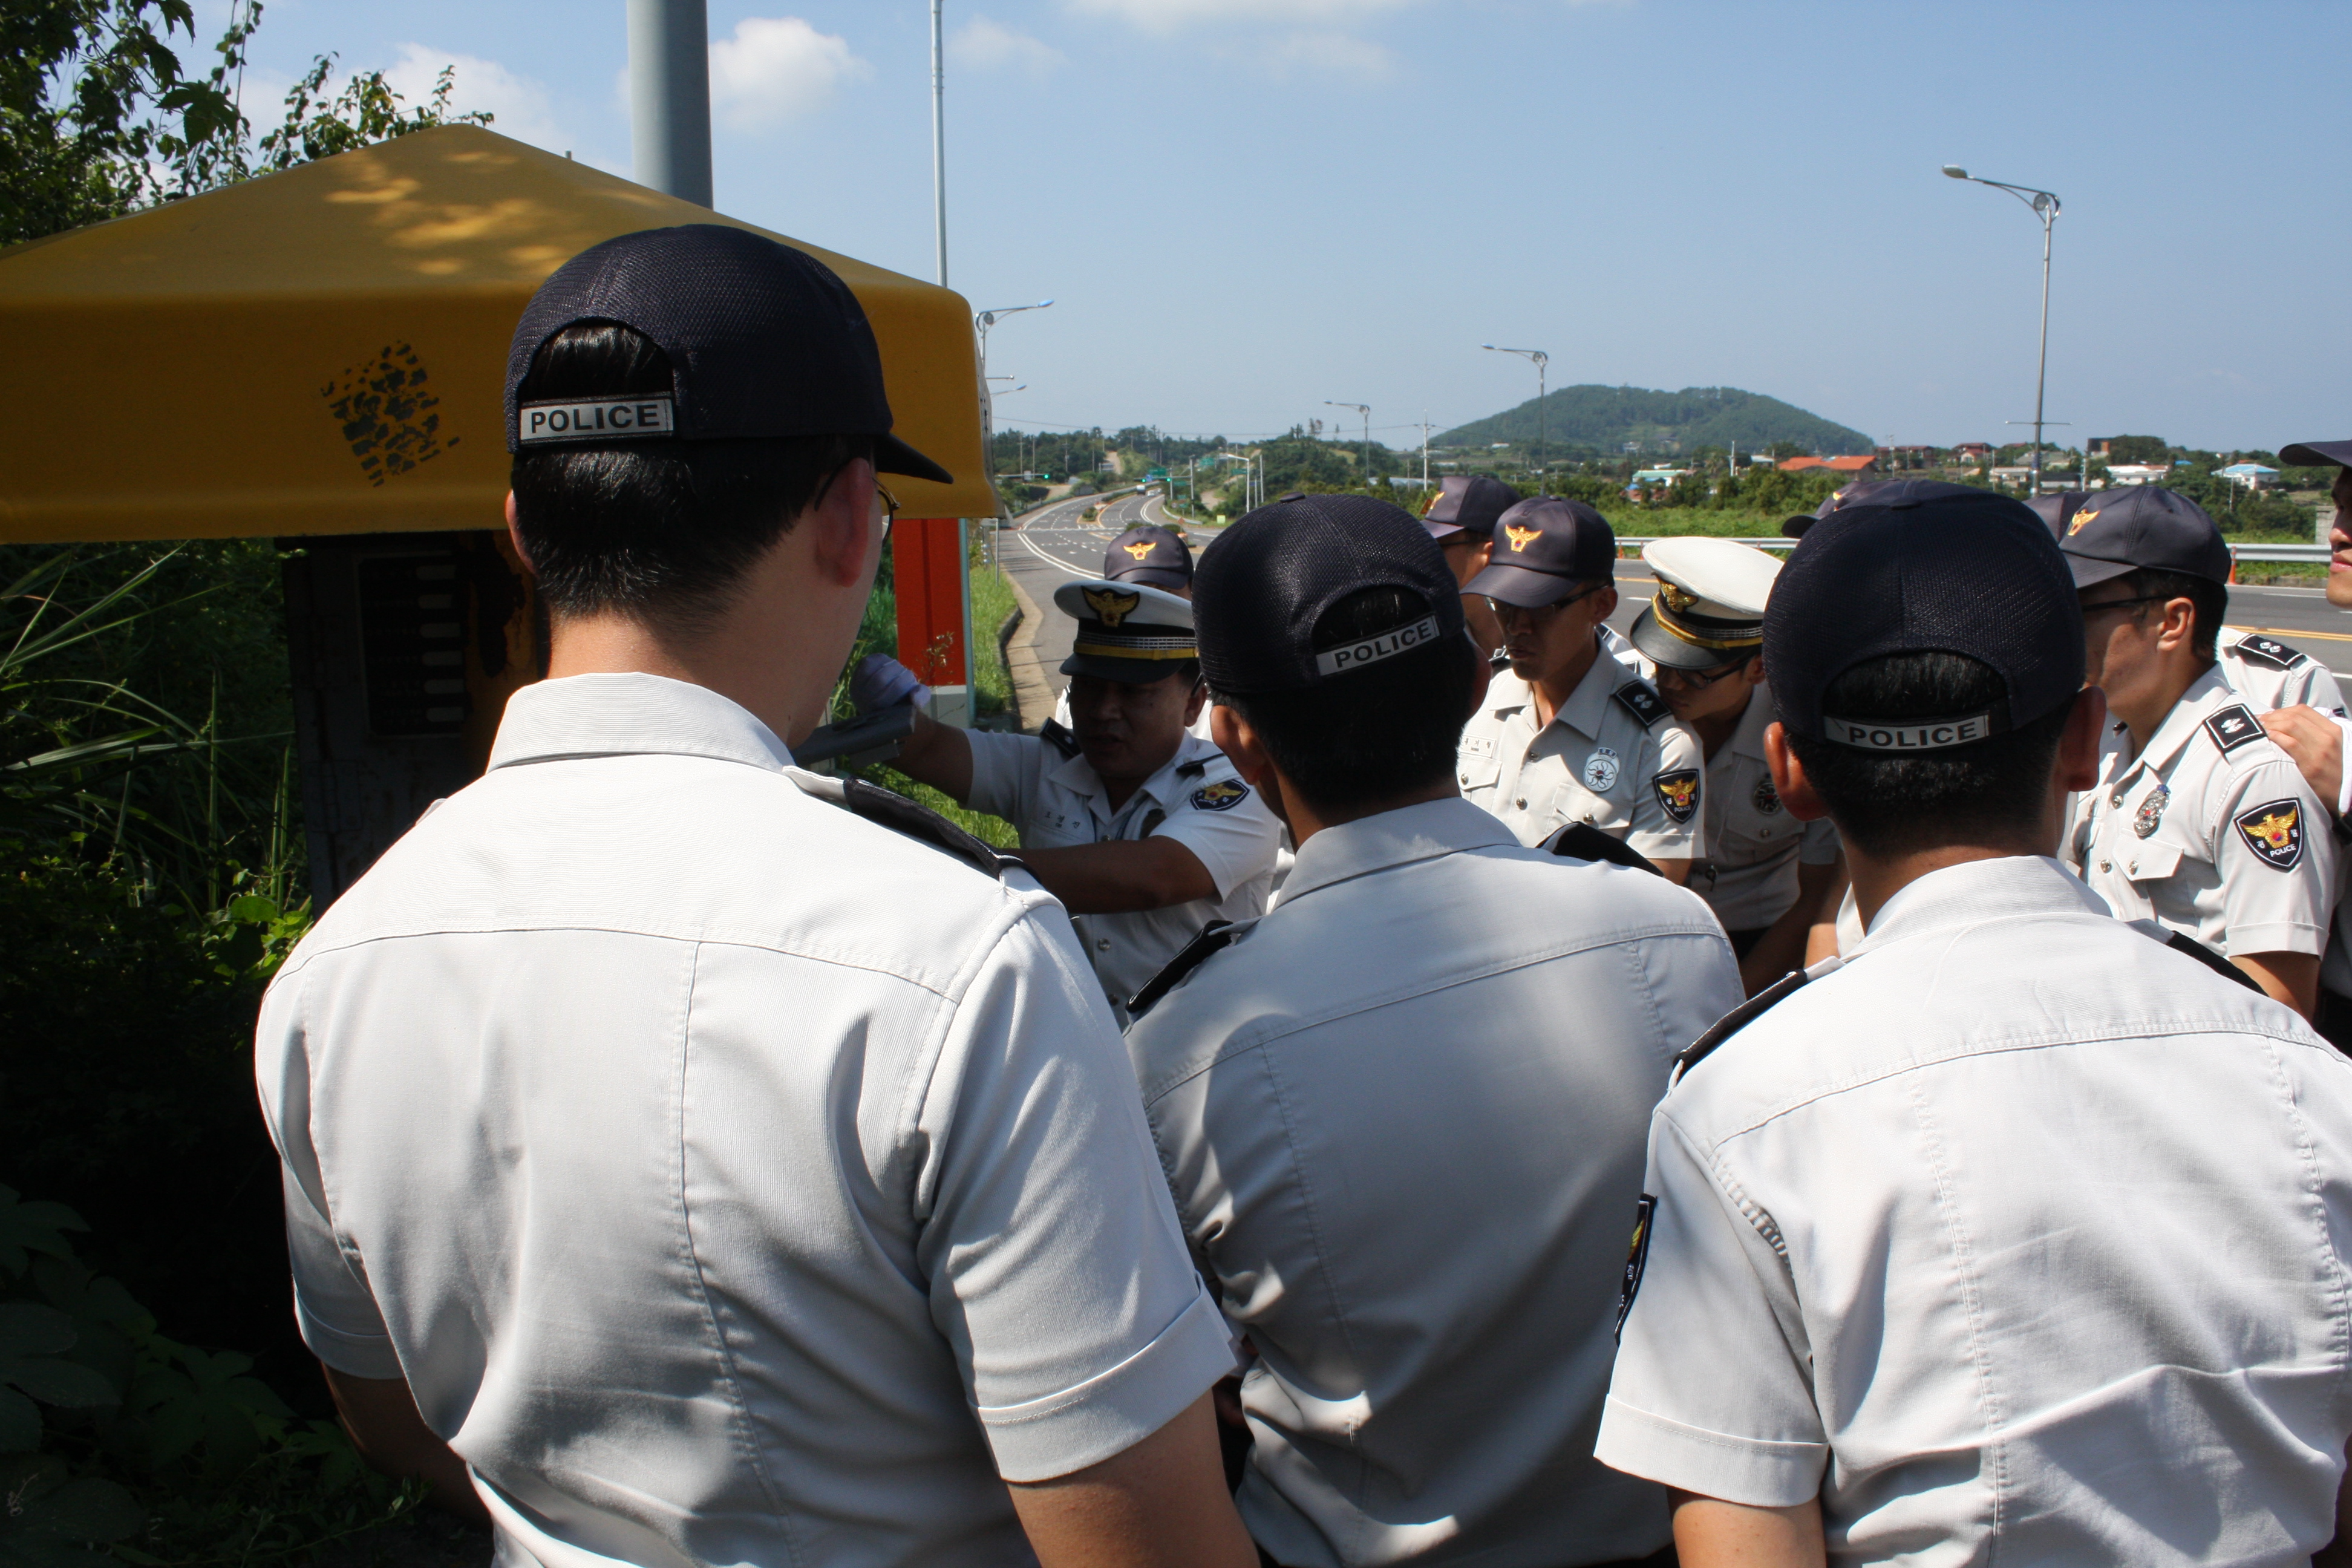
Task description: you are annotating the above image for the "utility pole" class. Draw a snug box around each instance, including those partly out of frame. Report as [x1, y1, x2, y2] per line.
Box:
[1417, 413, 1436, 486]
[628, 0, 712, 204]
[931, 0, 948, 286]
[1325, 401, 1371, 488]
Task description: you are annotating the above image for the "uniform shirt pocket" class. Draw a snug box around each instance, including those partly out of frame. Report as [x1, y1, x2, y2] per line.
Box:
[2122, 838, 2183, 886]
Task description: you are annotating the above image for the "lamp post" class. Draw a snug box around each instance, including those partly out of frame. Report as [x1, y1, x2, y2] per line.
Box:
[627, 0, 712, 204]
[975, 299, 1053, 382]
[1942, 165, 2061, 497]
[1481, 344, 1549, 482]
[1324, 401, 1371, 488]
[930, 0, 947, 285]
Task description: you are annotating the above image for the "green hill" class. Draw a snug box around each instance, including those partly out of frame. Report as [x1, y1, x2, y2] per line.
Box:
[1439, 385, 1872, 459]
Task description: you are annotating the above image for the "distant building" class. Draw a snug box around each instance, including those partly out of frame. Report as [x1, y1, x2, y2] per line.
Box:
[1989, 466, 2034, 490]
[1778, 456, 1829, 472]
[1953, 442, 1994, 461]
[1877, 445, 1940, 471]
[2220, 463, 2280, 489]
[2106, 464, 2171, 486]
[1632, 467, 1691, 486]
[2088, 439, 2114, 458]
[1825, 455, 1878, 476]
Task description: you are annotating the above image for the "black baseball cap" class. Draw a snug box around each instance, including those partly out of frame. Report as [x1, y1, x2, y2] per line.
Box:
[1767, 489, 2081, 752]
[1104, 524, 1193, 590]
[504, 224, 952, 483]
[1194, 493, 1466, 696]
[1786, 479, 1980, 538]
[2057, 486, 2229, 589]
[2025, 491, 2089, 538]
[2282, 440, 2352, 468]
[1463, 497, 1616, 607]
[1422, 475, 1522, 541]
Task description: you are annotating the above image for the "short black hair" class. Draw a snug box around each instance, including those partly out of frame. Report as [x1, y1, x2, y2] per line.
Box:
[510, 321, 872, 632]
[1221, 587, 1477, 813]
[1786, 651, 2073, 859]
[2093, 567, 2225, 662]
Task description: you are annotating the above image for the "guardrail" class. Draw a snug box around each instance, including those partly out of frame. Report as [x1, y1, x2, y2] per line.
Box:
[1614, 537, 2330, 564]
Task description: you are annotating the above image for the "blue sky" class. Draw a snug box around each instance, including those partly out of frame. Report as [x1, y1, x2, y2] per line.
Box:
[206, 0, 2348, 452]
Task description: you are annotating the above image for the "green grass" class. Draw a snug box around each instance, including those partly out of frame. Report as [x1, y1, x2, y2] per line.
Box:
[969, 562, 1018, 720]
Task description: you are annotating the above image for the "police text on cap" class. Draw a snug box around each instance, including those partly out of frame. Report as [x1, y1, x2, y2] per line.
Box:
[1315, 615, 1442, 677]
[1821, 711, 1998, 751]
[518, 394, 676, 443]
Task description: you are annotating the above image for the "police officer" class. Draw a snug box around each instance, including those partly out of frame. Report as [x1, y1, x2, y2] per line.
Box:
[1126, 492, 1742, 1568]
[253, 226, 1251, 1565]
[1420, 473, 1521, 658]
[1598, 486, 2352, 1567]
[872, 579, 1282, 1021]
[2059, 485, 2339, 1016]
[1458, 496, 1705, 878]
[1630, 537, 1841, 991]
[1051, 522, 1215, 739]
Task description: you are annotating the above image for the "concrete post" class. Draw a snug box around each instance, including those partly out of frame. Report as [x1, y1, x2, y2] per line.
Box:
[629, 0, 713, 206]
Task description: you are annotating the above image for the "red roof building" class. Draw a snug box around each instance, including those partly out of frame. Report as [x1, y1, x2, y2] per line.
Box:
[1777, 456, 1829, 472]
[1826, 455, 1878, 475]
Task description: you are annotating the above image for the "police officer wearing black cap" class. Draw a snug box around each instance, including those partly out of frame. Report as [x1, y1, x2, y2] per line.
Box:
[1048, 521, 1217, 740]
[1126, 492, 1740, 1568]
[254, 226, 1253, 1566]
[2059, 486, 2339, 1017]
[1421, 474, 1521, 658]
[1457, 497, 1705, 877]
[1598, 487, 2352, 1567]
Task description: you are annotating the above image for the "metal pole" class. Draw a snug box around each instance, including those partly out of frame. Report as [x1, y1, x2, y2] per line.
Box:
[931, 0, 948, 286]
[2031, 204, 2053, 496]
[1536, 357, 1546, 484]
[627, 0, 712, 204]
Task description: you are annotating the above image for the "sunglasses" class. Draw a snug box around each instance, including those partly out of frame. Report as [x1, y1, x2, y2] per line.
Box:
[1491, 582, 1609, 624]
[1656, 654, 1756, 688]
[2078, 592, 2168, 619]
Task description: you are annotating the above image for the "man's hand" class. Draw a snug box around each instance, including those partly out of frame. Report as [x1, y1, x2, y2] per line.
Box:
[1670, 1491, 1828, 1568]
[2261, 705, 2345, 817]
[1009, 1393, 1258, 1568]
[850, 653, 932, 716]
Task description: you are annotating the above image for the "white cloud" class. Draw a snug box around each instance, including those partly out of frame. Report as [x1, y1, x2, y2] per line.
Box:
[1067, 0, 1411, 31]
[1259, 29, 1395, 80]
[952, 16, 1069, 75]
[385, 45, 570, 154]
[709, 16, 871, 129]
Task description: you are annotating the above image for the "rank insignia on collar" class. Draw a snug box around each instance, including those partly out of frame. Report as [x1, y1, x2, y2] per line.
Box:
[2233, 633, 2307, 670]
[1751, 774, 1782, 815]
[2234, 799, 2305, 870]
[2133, 783, 2168, 838]
[1612, 682, 1670, 728]
[1189, 779, 1250, 812]
[2204, 704, 2265, 755]
[1653, 768, 1700, 824]
[1615, 1194, 1656, 1342]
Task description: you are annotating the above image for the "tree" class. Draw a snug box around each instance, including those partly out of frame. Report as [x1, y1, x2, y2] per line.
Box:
[2104, 435, 2171, 466]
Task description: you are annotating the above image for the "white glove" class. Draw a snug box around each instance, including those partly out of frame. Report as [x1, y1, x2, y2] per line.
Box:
[850, 653, 932, 715]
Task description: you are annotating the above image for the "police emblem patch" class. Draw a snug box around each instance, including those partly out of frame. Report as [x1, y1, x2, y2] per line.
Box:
[2133, 783, 2168, 839]
[1190, 780, 1250, 812]
[2234, 800, 2304, 870]
[1122, 541, 1154, 560]
[1081, 586, 1143, 627]
[1653, 769, 1700, 824]
[1751, 774, 1782, 815]
[1583, 747, 1621, 791]
[2204, 704, 2265, 755]
[1615, 1194, 1656, 1341]
[1503, 524, 1541, 554]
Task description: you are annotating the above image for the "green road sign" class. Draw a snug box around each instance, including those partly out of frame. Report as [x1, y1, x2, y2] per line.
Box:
[1147, 467, 1169, 480]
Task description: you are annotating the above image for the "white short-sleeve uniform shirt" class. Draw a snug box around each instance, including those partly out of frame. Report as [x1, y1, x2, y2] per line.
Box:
[1126, 799, 1743, 1568]
[253, 675, 1233, 1568]
[2218, 626, 2348, 716]
[1458, 640, 1705, 860]
[1690, 683, 1840, 933]
[2063, 665, 2338, 958]
[965, 726, 1281, 1018]
[1599, 855, 2352, 1566]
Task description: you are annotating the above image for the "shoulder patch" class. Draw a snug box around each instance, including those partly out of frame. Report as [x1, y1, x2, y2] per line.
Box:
[1127, 918, 1249, 1020]
[1615, 1194, 1657, 1342]
[2160, 928, 2267, 995]
[1040, 719, 1082, 759]
[1612, 681, 1670, 729]
[1189, 779, 1251, 812]
[1652, 768, 1700, 824]
[1542, 821, 1664, 876]
[1674, 965, 1818, 1080]
[2203, 704, 2266, 756]
[2232, 632, 2308, 671]
[785, 767, 1019, 879]
[1175, 756, 1209, 779]
[2232, 798, 2307, 871]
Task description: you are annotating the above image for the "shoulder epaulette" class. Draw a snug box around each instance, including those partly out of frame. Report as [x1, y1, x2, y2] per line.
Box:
[1612, 681, 1670, 729]
[1040, 719, 1082, 759]
[1673, 965, 1820, 1080]
[2232, 633, 2309, 671]
[1175, 756, 1209, 779]
[1542, 821, 1664, 877]
[2201, 703, 2266, 757]
[1127, 918, 1250, 1020]
[2158, 927, 2267, 995]
[1489, 645, 1511, 670]
[783, 768, 1020, 880]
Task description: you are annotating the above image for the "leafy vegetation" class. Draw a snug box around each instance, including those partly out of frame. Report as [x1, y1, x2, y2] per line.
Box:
[1438, 384, 1874, 460]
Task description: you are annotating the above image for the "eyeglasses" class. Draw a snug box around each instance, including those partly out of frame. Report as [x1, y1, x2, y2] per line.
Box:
[1656, 654, 1756, 689]
[874, 480, 901, 541]
[2079, 592, 2167, 619]
[1491, 582, 1608, 626]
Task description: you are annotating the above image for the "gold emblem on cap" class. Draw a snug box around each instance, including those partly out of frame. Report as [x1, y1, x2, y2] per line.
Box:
[1122, 541, 1154, 560]
[1082, 586, 1143, 627]
[1658, 582, 1699, 613]
[1503, 524, 1541, 554]
[2068, 508, 2098, 535]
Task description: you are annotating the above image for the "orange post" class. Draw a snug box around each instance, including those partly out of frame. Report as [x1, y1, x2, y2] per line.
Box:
[893, 517, 970, 693]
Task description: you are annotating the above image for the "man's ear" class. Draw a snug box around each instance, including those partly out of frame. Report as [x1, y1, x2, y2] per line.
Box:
[807, 457, 878, 589]
[1463, 636, 1492, 716]
[1763, 721, 1831, 823]
[2056, 685, 2107, 792]
[2155, 595, 2198, 655]
[1209, 704, 1288, 834]
[1182, 678, 1209, 727]
[505, 492, 535, 575]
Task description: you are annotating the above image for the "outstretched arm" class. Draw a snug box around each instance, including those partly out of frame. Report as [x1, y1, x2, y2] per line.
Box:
[1018, 838, 1218, 914]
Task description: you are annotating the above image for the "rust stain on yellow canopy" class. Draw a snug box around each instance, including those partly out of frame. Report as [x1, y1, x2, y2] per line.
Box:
[0, 125, 994, 541]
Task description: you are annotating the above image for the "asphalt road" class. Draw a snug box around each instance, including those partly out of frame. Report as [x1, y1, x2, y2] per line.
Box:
[1002, 488, 1190, 702]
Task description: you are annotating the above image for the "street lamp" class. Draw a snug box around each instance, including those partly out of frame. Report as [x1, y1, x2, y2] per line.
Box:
[1481, 344, 1549, 480]
[1324, 401, 1371, 487]
[975, 299, 1053, 382]
[1942, 165, 2061, 496]
[1215, 451, 1261, 514]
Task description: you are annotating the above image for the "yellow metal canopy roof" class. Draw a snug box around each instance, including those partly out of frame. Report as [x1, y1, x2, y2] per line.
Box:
[0, 125, 995, 542]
